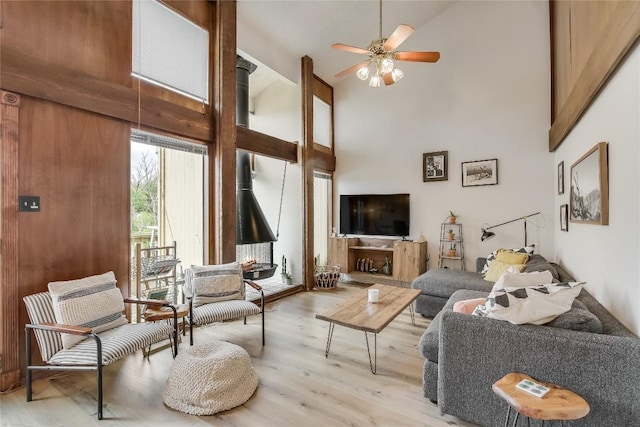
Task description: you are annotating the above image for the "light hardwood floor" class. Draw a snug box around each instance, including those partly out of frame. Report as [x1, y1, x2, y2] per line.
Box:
[1, 283, 476, 427]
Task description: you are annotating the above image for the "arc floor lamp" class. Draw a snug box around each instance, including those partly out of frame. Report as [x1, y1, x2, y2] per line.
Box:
[481, 212, 542, 247]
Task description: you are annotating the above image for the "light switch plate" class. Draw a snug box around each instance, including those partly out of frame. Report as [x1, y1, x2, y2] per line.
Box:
[19, 196, 40, 212]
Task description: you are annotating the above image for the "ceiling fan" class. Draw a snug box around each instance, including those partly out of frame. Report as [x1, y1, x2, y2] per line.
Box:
[332, 0, 440, 87]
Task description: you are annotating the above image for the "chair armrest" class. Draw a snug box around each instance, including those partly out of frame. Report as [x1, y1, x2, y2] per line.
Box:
[124, 297, 170, 307]
[244, 280, 262, 291]
[26, 322, 92, 335]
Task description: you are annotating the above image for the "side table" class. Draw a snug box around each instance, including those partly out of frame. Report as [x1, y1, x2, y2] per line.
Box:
[492, 372, 590, 427]
[144, 303, 189, 356]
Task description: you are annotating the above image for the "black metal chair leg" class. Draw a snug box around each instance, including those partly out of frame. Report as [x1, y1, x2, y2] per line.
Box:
[92, 334, 103, 420]
[261, 290, 265, 345]
[25, 327, 32, 402]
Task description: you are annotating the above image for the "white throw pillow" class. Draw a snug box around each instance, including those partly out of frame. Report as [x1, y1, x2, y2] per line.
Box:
[48, 271, 127, 349]
[473, 282, 584, 325]
[491, 267, 554, 293]
[185, 262, 245, 307]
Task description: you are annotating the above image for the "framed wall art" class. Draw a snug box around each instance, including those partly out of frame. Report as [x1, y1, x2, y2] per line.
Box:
[461, 158, 498, 187]
[560, 204, 568, 231]
[569, 142, 608, 225]
[423, 151, 448, 182]
[557, 161, 564, 195]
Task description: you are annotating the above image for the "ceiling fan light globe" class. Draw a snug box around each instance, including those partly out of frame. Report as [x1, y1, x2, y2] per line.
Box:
[391, 68, 404, 83]
[381, 57, 394, 74]
[369, 75, 381, 88]
[356, 65, 369, 81]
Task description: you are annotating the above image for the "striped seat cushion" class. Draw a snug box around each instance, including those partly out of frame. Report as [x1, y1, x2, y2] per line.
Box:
[23, 292, 63, 362]
[48, 322, 173, 366]
[48, 272, 128, 349]
[191, 300, 260, 326]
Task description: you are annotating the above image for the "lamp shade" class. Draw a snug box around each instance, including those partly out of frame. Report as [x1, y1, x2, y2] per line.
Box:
[481, 229, 495, 241]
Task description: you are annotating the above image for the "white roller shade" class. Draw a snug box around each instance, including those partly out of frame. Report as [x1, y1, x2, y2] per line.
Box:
[132, 0, 209, 103]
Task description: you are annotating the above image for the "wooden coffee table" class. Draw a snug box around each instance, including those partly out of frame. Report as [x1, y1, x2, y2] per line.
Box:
[315, 284, 421, 374]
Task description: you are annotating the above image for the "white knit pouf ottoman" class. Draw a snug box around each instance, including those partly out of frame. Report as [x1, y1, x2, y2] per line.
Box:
[163, 340, 258, 415]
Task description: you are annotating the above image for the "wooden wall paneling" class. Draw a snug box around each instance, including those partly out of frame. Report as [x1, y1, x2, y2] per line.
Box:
[0, 91, 21, 392]
[301, 56, 315, 291]
[569, 1, 619, 85]
[550, 0, 572, 120]
[16, 97, 130, 381]
[212, 0, 237, 264]
[549, 1, 640, 150]
[2, 1, 131, 85]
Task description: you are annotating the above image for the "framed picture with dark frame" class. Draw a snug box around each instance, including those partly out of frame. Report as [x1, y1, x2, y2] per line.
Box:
[560, 204, 568, 231]
[569, 141, 609, 225]
[461, 158, 498, 187]
[558, 161, 564, 195]
[423, 151, 448, 182]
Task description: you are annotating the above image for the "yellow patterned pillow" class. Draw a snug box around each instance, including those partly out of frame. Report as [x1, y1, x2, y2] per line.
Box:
[495, 249, 530, 265]
[484, 260, 526, 282]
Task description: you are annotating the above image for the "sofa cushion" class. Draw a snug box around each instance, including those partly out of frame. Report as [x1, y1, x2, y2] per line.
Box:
[474, 282, 584, 325]
[544, 299, 603, 333]
[411, 269, 493, 299]
[522, 254, 559, 280]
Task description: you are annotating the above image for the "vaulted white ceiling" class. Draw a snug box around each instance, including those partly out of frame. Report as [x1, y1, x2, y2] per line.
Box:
[238, 0, 454, 95]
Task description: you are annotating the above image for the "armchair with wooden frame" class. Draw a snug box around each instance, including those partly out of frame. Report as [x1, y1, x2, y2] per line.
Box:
[184, 262, 265, 346]
[23, 271, 178, 420]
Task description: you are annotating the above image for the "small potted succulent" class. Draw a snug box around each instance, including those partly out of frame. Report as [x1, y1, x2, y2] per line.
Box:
[447, 229, 455, 240]
[448, 210, 457, 224]
[448, 244, 457, 257]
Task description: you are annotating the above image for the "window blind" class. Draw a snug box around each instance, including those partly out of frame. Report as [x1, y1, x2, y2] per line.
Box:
[131, 129, 208, 156]
[132, 0, 209, 103]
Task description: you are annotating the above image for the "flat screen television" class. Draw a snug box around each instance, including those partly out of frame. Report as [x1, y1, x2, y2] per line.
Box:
[339, 194, 410, 237]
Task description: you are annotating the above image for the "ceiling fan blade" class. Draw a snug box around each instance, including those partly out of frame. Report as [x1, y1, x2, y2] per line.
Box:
[383, 24, 414, 51]
[335, 61, 369, 78]
[331, 43, 370, 55]
[383, 73, 395, 86]
[395, 51, 441, 62]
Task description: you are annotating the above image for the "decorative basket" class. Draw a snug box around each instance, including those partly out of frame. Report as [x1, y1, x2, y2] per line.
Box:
[314, 265, 340, 289]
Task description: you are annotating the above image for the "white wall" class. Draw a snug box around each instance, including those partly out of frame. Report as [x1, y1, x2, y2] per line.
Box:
[249, 80, 304, 283]
[334, 1, 552, 270]
[553, 44, 640, 335]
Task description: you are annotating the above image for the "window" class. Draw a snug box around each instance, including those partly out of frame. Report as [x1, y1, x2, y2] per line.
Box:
[132, 0, 209, 103]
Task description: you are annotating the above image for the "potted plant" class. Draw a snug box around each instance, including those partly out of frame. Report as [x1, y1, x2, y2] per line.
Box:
[448, 210, 457, 224]
[448, 244, 457, 257]
[447, 229, 455, 240]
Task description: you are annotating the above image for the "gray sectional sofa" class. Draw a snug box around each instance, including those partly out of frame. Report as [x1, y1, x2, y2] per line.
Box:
[411, 256, 640, 427]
